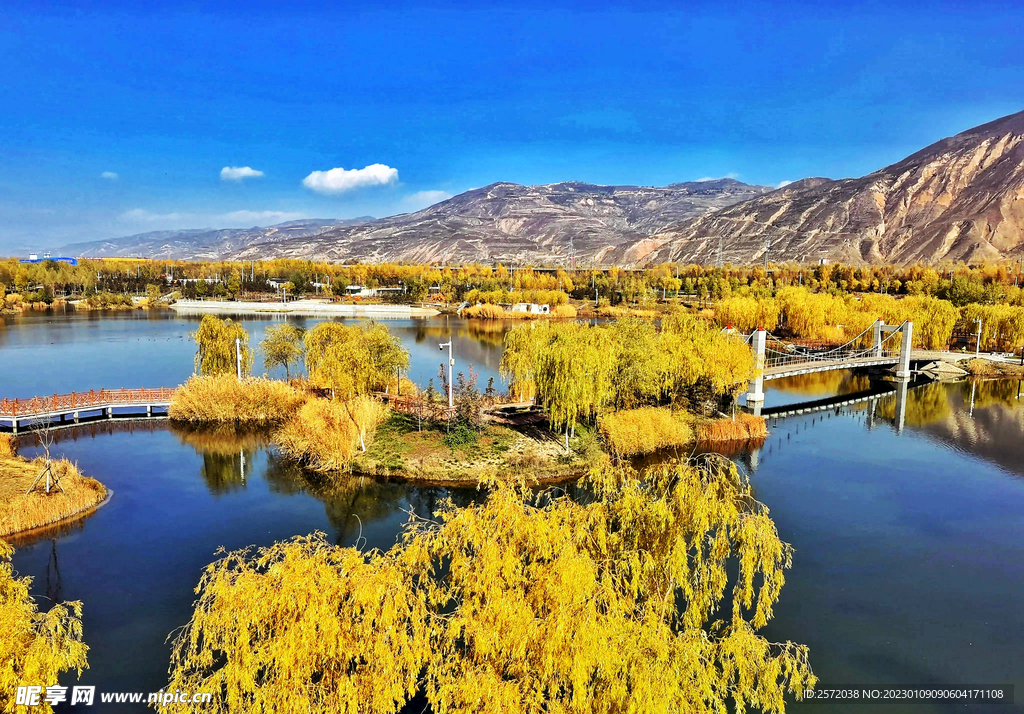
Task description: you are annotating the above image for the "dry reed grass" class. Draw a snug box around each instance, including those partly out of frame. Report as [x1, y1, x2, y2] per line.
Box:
[598, 407, 694, 457]
[0, 434, 16, 457]
[595, 305, 659, 319]
[0, 455, 107, 537]
[170, 375, 308, 424]
[273, 396, 390, 473]
[696, 413, 768, 442]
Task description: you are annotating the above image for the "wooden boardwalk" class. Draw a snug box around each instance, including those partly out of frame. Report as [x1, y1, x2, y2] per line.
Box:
[0, 388, 175, 432]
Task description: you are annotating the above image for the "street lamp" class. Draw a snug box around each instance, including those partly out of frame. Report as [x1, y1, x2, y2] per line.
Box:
[438, 340, 454, 408]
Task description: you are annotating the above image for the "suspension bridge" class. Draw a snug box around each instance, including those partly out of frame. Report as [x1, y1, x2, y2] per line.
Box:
[743, 319, 914, 412]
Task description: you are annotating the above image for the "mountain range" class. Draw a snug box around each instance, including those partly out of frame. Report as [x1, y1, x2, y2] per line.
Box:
[61, 110, 1024, 266]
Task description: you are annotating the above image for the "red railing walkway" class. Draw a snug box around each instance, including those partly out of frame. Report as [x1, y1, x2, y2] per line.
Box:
[0, 388, 175, 432]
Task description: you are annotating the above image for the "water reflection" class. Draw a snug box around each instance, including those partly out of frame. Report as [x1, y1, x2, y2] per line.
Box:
[753, 376, 1024, 483]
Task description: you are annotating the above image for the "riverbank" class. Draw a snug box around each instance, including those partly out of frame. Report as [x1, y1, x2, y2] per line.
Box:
[171, 298, 440, 317]
[0, 435, 108, 537]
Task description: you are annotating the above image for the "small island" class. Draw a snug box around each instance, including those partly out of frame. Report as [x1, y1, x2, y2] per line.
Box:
[0, 434, 108, 538]
[168, 313, 767, 488]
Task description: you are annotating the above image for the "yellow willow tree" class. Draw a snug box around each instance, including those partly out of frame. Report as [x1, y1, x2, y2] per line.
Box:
[360, 322, 410, 392]
[191, 314, 253, 377]
[715, 295, 781, 333]
[162, 457, 815, 714]
[0, 541, 89, 713]
[533, 322, 616, 451]
[304, 322, 409, 398]
[499, 322, 552, 402]
[659, 312, 755, 404]
[607, 317, 665, 410]
[260, 323, 304, 380]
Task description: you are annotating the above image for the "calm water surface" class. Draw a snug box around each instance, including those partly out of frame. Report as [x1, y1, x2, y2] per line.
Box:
[3, 310, 1024, 712]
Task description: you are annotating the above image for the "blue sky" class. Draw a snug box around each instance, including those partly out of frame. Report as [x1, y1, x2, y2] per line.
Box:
[0, 0, 1021, 252]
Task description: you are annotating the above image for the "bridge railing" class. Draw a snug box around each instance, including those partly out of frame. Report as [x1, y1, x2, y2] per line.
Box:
[762, 323, 904, 370]
[0, 388, 176, 417]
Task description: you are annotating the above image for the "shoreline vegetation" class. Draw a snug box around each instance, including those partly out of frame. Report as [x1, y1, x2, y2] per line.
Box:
[0, 434, 108, 537]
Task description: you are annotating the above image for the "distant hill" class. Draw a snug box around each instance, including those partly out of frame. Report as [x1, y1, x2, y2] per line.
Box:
[632, 110, 1024, 265]
[60, 219, 372, 260]
[60, 180, 772, 264]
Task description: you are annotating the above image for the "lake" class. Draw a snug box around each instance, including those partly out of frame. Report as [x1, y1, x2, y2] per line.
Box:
[3, 308, 1024, 712]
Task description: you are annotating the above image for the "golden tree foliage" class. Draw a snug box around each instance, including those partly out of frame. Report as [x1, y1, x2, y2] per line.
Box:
[304, 322, 409, 397]
[164, 536, 429, 714]
[502, 315, 755, 434]
[273, 396, 390, 471]
[715, 296, 780, 332]
[260, 323, 304, 379]
[163, 458, 814, 714]
[959, 303, 1024, 351]
[660, 312, 755, 396]
[775, 288, 848, 342]
[598, 407, 693, 456]
[0, 541, 88, 713]
[191, 315, 254, 377]
[169, 375, 307, 424]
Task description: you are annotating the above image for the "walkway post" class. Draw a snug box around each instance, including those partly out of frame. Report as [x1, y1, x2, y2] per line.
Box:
[746, 328, 767, 408]
[896, 321, 914, 380]
[439, 339, 454, 408]
[872, 319, 883, 357]
[235, 338, 242, 379]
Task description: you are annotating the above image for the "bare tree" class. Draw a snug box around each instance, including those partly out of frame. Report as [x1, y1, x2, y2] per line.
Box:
[26, 402, 65, 495]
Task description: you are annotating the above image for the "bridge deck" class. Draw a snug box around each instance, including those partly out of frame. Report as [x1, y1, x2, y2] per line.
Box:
[0, 388, 175, 431]
[764, 356, 899, 381]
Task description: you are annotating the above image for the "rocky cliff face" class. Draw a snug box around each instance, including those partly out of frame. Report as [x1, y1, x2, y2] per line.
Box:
[635, 110, 1024, 265]
[61, 180, 770, 264]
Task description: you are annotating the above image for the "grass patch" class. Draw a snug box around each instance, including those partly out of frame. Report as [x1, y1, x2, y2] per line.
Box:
[170, 375, 308, 425]
[442, 423, 479, 449]
[0, 450, 107, 537]
[962, 358, 1024, 377]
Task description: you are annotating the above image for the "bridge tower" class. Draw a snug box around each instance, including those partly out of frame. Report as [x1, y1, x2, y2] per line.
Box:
[746, 328, 767, 413]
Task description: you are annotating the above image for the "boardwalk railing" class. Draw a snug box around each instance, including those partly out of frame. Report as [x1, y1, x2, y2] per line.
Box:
[371, 391, 516, 422]
[0, 388, 176, 418]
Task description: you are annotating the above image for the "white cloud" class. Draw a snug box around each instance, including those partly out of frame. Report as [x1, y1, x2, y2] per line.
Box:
[220, 166, 264, 181]
[400, 190, 453, 211]
[220, 210, 306, 224]
[121, 208, 186, 222]
[100, 171, 119, 180]
[119, 208, 305, 229]
[303, 164, 398, 194]
[776, 180, 794, 188]
[696, 173, 740, 182]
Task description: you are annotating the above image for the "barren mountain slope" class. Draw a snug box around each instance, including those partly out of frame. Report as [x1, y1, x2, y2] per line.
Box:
[61, 180, 770, 263]
[633, 110, 1024, 266]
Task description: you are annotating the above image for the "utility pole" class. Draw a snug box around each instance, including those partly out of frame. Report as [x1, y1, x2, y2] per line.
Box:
[438, 339, 454, 408]
[975, 318, 983, 357]
[236, 338, 242, 379]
